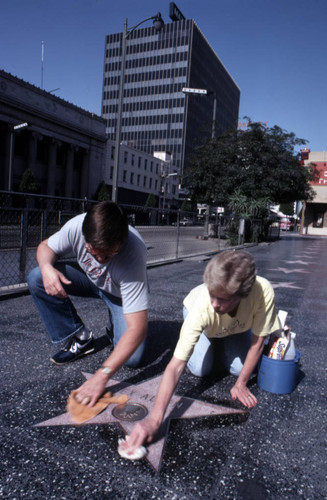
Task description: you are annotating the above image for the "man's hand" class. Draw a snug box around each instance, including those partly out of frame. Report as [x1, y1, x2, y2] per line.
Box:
[74, 371, 109, 407]
[230, 383, 258, 408]
[41, 264, 72, 297]
[37, 239, 71, 297]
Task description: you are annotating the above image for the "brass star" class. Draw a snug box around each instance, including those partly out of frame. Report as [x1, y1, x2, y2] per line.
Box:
[35, 372, 246, 471]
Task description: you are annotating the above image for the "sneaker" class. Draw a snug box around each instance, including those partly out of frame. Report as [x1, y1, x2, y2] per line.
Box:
[50, 333, 95, 365]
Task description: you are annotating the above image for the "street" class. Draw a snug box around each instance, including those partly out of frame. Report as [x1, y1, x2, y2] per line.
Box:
[0, 233, 326, 499]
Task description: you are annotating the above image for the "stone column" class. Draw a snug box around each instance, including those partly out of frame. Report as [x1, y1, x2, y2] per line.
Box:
[80, 149, 89, 198]
[47, 138, 60, 196]
[3, 125, 12, 190]
[28, 132, 38, 174]
[65, 144, 76, 197]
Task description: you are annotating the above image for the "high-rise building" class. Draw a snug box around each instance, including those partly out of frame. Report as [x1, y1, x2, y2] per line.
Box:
[102, 8, 240, 180]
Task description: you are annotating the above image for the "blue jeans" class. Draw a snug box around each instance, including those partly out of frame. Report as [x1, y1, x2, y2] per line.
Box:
[183, 307, 252, 377]
[27, 262, 146, 367]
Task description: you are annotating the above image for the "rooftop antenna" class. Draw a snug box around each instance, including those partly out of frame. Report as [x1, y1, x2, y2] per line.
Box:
[41, 41, 44, 89]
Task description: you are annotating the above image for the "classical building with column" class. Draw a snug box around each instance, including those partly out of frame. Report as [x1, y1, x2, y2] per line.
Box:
[0, 70, 106, 199]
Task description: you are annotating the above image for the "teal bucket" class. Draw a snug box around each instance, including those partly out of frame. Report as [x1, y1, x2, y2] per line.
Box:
[257, 350, 301, 394]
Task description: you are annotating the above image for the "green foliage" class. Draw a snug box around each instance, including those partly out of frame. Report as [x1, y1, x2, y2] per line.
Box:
[96, 181, 110, 201]
[188, 121, 317, 206]
[279, 202, 295, 215]
[19, 168, 38, 193]
[180, 199, 193, 212]
[145, 193, 158, 208]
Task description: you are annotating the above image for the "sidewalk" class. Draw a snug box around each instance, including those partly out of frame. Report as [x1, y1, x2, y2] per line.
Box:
[1, 234, 326, 499]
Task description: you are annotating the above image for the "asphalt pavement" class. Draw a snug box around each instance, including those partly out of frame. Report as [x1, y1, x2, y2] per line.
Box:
[1, 233, 326, 499]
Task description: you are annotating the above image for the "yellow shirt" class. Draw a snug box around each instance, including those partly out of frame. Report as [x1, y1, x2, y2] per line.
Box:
[173, 276, 280, 362]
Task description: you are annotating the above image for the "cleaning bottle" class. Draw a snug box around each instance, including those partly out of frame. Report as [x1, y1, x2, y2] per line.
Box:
[284, 332, 296, 360]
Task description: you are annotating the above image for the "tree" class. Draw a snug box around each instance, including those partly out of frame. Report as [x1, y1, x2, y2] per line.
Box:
[145, 193, 158, 208]
[187, 122, 318, 206]
[19, 168, 38, 193]
[95, 181, 111, 201]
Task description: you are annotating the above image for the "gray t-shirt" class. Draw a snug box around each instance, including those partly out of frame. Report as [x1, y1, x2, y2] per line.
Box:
[48, 213, 148, 314]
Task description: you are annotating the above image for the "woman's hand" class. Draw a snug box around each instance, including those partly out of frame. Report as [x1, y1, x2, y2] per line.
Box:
[230, 383, 258, 408]
[121, 419, 159, 454]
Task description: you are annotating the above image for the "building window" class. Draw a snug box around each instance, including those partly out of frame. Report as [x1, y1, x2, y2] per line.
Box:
[124, 151, 128, 163]
[123, 170, 127, 182]
[130, 172, 134, 184]
[313, 212, 324, 228]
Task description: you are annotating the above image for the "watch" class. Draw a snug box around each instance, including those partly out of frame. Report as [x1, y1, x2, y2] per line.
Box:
[100, 365, 112, 376]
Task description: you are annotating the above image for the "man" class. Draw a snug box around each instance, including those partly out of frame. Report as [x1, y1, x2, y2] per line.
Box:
[122, 250, 281, 454]
[28, 201, 148, 404]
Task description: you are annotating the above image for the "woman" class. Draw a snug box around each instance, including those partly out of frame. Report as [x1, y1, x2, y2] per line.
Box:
[123, 250, 280, 454]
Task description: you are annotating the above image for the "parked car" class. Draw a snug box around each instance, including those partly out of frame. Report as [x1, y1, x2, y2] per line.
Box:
[280, 217, 295, 231]
[180, 217, 194, 226]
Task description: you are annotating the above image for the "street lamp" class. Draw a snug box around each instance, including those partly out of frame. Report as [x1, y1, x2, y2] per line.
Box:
[8, 122, 29, 191]
[111, 13, 164, 203]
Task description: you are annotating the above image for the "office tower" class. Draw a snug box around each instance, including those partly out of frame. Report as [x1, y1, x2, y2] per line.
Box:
[102, 14, 240, 177]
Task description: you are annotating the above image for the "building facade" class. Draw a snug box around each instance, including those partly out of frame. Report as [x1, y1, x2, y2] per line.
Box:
[0, 70, 106, 199]
[102, 15, 240, 177]
[104, 139, 179, 207]
[301, 148, 327, 235]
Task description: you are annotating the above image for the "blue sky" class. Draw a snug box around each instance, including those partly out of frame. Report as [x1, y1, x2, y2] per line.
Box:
[1, 0, 326, 151]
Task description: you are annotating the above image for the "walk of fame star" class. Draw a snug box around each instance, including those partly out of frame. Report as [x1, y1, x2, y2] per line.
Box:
[35, 372, 246, 471]
[268, 267, 310, 274]
[271, 281, 303, 289]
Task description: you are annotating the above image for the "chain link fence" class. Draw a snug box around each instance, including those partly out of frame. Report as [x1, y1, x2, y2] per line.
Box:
[0, 191, 280, 295]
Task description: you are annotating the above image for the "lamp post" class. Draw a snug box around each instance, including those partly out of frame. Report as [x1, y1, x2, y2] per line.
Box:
[8, 122, 29, 191]
[182, 87, 217, 237]
[111, 13, 164, 203]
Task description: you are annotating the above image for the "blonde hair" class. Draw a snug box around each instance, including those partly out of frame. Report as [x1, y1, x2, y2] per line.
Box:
[203, 250, 256, 297]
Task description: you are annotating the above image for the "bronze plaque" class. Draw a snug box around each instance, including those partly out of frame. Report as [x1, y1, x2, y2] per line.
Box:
[112, 403, 148, 422]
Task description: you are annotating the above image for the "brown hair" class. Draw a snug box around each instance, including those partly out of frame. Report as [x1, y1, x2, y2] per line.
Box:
[82, 201, 128, 249]
[203, 250, 256, 297]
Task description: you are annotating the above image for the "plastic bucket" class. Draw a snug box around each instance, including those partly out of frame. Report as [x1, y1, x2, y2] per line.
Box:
[257, 349, 301, 394]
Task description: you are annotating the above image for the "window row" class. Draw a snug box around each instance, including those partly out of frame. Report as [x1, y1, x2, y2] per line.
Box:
[105, 50, 189, 70]
[106, 19, 190, 44]
[104, 66, 187, 87]
[104, 99, 184, 114]
[104, 83, 186, 101]
[107, 114, 184, 128]
[106, 34, 190, 55]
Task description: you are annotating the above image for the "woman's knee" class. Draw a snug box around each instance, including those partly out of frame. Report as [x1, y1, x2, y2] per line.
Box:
[228, 358, 243, 376]
[187, 353, 213, 377]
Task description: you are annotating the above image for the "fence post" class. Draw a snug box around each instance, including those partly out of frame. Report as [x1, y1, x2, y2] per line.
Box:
[19, 209, 28, 282]
[175, 211, 180, 259]
[41, 210, 48, 241]
[218, 214, 222, 251]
